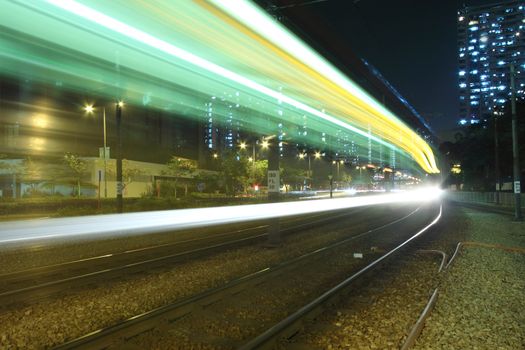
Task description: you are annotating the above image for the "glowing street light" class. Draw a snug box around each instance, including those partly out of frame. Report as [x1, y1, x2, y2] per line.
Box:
[261, 139, 269, 149]
[115, 100, 124, 213]
[83, 104, 94, 114]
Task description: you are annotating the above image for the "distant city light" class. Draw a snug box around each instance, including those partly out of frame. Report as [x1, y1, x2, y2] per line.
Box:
[0, 0, 440, 173]
[458, 2, 525, 126]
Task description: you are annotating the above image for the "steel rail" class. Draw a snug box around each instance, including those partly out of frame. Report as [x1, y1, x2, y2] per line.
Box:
[0, 208, 366, 308]
[239, 204, 442, 350]
[50, 206, 422, 350]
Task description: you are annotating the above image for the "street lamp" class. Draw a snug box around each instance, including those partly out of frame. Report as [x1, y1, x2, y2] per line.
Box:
[332, 160, 344, 181]
[299, 151, 322, 190]
[115, 101, 123, 213]
[84, 104, 108, 199]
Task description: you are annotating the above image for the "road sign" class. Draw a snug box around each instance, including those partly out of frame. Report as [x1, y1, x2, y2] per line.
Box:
[116, 181, 123, 195]
[268, 170, 279, 193]
[514, 181, 521, 194]
[99, 147, 110, 159]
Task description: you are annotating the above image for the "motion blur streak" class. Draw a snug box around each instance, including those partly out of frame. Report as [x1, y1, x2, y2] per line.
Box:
[1, 0, 439, 173]
[0, 188, 442, 246]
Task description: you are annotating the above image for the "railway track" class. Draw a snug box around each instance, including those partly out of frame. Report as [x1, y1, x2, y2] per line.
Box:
[48, 203, 439, 349]
[0, 206, 385, 309]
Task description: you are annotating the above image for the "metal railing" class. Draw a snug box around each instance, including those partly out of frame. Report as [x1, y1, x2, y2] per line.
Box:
[447, 191, 525, 208]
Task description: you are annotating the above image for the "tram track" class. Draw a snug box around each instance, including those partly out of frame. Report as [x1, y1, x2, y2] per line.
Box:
[47, 203, 438, 350]
[0, 208, 372, 309]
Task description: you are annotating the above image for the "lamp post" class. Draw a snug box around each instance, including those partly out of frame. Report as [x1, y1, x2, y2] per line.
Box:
[332, 160, 343, 181]
[116, 101, 124, 213]
[299, 152, 308, 189]
[299, 151, 320, 190]
[84, 104, 108, 200]
[493, 110, 501, 204]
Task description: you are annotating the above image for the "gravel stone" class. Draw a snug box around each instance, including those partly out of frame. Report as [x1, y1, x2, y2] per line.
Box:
[414, 208, 525, 350]
[0, 206, 411, 349]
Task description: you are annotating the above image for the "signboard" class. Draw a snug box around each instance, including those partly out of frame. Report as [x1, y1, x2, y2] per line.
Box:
[99, 147, 110, 159]
[267, 170, 280, 193]
[515, 181, 521, 194]
[116, 181, 123, 195]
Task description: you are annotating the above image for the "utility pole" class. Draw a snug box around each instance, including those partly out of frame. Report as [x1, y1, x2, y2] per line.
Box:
[329, 155, 333, 199]
[510, 63, 522, 220]
[494, 110, 501, 204]
[103, 107, 108, 198]
[116, 102, 123, 213]
[267, 138, 281, 246]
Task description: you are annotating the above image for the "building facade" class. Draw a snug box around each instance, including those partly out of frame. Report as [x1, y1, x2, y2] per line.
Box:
[458, 1, 525, 124]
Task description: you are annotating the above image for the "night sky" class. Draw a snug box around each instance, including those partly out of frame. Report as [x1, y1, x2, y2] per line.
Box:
[260, 0, 507, 133]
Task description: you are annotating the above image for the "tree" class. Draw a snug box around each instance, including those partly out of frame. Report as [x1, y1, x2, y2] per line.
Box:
[218, 151, 249, 195]
[166, 156, 197, 176]
[248, 159, 267, 186]
[280, 164, 307, 191]
[64, 153, 87, 197]
[162, 156, 198, 197]
[107, 159, 145, 193]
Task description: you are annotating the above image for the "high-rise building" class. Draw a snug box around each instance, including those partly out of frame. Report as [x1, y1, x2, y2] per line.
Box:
[457, 1, 525, 125]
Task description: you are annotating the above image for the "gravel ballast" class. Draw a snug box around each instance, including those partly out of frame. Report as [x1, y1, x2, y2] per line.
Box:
[414, 208, 525, 350]
[0, 206, 415, 349]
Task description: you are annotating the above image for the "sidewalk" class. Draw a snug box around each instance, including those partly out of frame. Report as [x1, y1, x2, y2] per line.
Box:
[414, 207, 525, 349]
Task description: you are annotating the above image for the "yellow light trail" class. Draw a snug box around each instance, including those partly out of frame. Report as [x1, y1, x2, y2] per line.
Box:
[1, 0, 439, 173]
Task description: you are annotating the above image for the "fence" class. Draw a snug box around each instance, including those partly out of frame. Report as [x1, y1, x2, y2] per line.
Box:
[447, 191, 525, 208]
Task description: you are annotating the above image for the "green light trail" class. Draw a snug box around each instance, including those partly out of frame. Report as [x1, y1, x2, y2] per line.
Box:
[0, 0, 438, 173]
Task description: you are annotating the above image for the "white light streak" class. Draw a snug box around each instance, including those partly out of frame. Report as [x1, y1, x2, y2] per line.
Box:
[44, 0, 395, 150]
[209, 0, 414, 136]
[0, 188, 442, 247]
